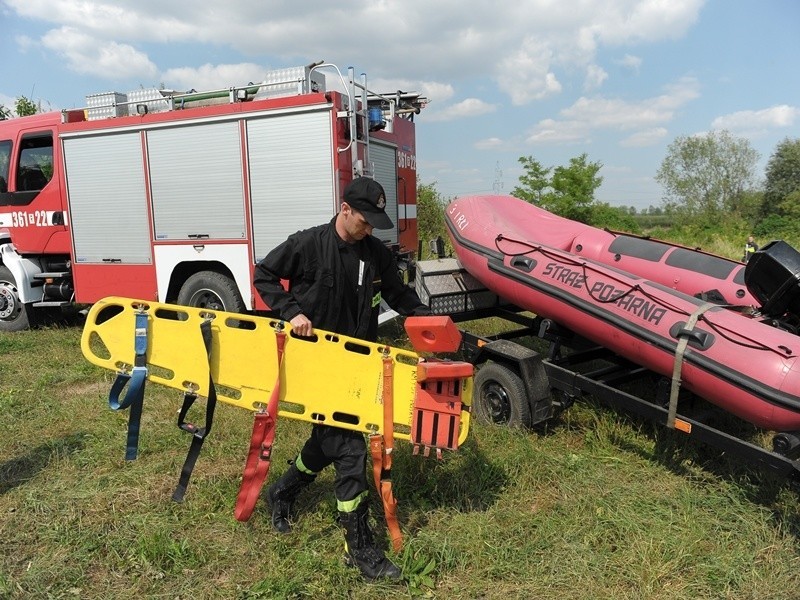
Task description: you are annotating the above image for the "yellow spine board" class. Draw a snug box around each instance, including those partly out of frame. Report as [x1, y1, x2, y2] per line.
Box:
[81, 296, 472, 445]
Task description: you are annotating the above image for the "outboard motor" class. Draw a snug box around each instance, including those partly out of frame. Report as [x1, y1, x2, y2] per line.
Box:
[744, 240, 800, 320]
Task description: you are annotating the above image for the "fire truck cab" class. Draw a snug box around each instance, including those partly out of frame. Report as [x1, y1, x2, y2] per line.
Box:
[0, 63, 425, 331]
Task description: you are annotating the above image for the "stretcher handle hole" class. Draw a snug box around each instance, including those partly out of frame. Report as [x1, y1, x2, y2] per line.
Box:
[332, 412, 359, 425]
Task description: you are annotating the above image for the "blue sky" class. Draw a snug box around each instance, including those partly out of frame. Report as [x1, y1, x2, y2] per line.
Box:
[1, 0, 798, 210]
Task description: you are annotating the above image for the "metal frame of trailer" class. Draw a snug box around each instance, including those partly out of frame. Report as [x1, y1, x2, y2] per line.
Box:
[443, 304, 800, 483]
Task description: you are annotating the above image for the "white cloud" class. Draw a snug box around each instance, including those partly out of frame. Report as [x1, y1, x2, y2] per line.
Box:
[620, 127, 668, 147]
[417, 82, 455, 105]
[496, 37, 562, 105]
[584, 64, 608, 91]
[490, 1, 701, 104]
[474, 137, 504, 150]
[7, 1, 201, 43]
[14, 34, 35, 52]
[162, 63, 266, 91]
[41, 27, 158, 81]
[526, 118, 588, 144]
[424, 98, 496, 122]
[616, 54, 643, 72]
[589, 0, 704, 44]
[5, 0, 705, 105]
[711, 105, 799, 136]
[525, 78, 699, 145]
[563, 96, 667, 130]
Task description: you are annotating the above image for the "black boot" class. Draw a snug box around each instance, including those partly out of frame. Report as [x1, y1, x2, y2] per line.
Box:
[266, 463, 315, 533]
[339, 503, 402, 581]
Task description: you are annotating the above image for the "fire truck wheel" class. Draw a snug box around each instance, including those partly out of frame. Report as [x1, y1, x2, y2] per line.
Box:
[177, 271, 245, 313]
[0, 265, 31, 332]
[473, 362, 532, 428]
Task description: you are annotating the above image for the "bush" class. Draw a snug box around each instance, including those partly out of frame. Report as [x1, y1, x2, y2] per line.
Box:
[587, 203, 641, 234]
[417, 181, 452, 259]
[754, 214, 800, 244]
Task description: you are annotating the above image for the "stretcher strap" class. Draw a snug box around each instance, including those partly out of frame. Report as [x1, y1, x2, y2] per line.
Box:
[108, 310, 149, 461]
[370, 354, 403, 552]
[668, 302, 715, 428]
[234, 327, 286, 522]
[172, 319, 218, 503]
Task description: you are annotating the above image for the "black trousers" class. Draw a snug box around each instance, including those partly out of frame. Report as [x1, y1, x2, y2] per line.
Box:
[298, 424, 368, 504]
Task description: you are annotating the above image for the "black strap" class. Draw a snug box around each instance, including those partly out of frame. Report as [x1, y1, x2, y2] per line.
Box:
[172, 318, 218, 502]
[668, 302, 715, 428]
[108, 310, 149, 461]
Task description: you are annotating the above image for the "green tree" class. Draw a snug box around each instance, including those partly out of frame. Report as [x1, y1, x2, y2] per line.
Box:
[511, 153, 603, 224]
[15, 96, 38, 116]
[736, 189, 764, 225]
[763, 138, 800, 218]
[0, 96, 39, 118]
[545, 153, 603, 223]
[511, 156, 551, 204]
[655, 130, 760, 221]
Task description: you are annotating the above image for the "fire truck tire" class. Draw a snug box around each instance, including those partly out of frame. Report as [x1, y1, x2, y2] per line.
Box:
[177, 271, 245, 313]
[473, 362, 532, 428]
[0, 265, 31, 332]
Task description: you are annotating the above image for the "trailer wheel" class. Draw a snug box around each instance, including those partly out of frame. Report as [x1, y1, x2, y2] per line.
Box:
[474, 362, 532, 428]
[177, 271, 245, 313]
[0, 265, 31, 332]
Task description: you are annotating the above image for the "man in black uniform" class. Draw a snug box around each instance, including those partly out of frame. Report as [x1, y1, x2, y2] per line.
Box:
[253, 177, 430, 581]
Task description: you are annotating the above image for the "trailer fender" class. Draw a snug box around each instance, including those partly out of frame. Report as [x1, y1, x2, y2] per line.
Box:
[472, 339, 553, 427]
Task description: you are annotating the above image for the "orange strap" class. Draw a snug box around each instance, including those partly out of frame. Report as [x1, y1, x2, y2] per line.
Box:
[369, 353, 403, 551]
[234, 328, 286, 521]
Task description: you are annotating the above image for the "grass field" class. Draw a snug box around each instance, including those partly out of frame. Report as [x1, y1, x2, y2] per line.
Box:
[3, 320, 800, 599]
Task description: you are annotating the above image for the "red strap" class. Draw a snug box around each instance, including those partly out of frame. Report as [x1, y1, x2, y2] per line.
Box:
[369, 435, 402, 551]
[234, 412, 273, 521]
[234, 329, 286, 521]
[369, 435, 384, 504]
[380, 480, 402, 551]
[382, 356, 395, 465]
[371, 354, 403, 551]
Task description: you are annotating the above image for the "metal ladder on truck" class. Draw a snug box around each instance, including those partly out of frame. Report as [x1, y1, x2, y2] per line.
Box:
[310, 64, 397, 178]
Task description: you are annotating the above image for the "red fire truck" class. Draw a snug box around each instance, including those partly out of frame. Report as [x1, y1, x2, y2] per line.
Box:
[0, 63, 425, 331]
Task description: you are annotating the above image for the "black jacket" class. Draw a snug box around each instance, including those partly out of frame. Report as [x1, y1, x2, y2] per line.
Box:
[254, 218, 429, 341]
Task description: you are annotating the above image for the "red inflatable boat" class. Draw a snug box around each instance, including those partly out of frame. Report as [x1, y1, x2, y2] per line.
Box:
[446, 194, 800, 432]
[461, 198, 758, 307]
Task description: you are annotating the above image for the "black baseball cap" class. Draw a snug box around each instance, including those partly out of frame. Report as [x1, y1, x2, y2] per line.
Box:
[343, 177, 393, 230]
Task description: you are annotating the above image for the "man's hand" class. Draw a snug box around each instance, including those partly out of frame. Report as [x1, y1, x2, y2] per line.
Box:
[290, 313, 314, 337]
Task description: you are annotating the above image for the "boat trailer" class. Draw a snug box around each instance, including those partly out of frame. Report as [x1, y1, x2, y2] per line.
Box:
[415, 258, 800, 483]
